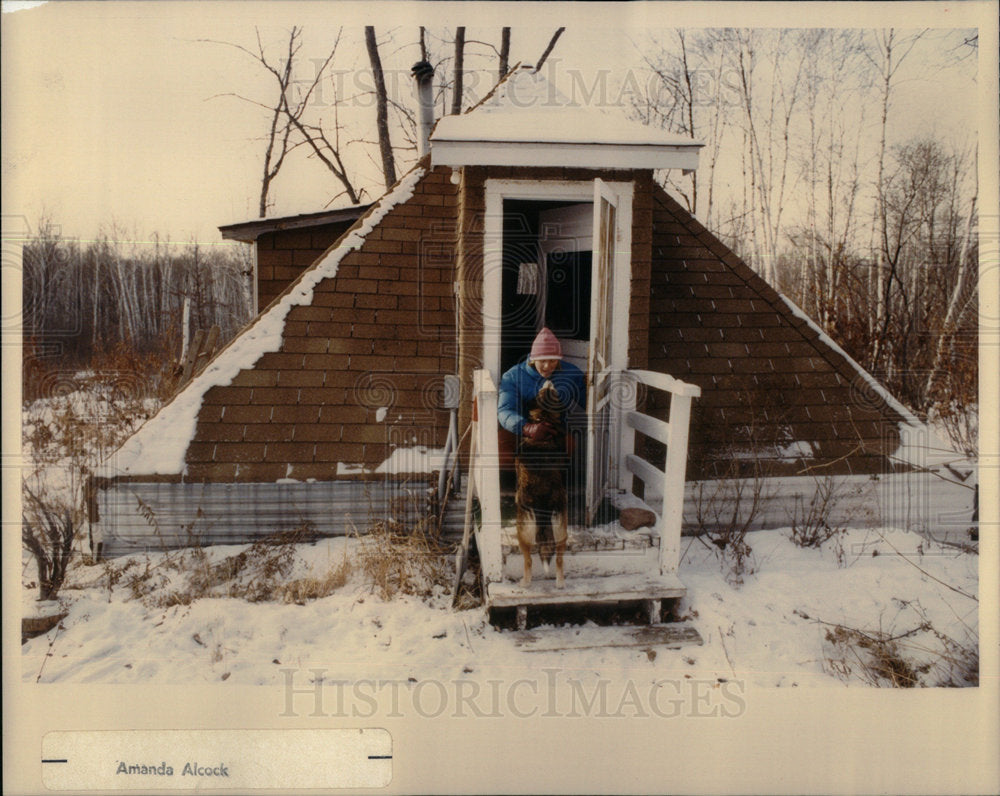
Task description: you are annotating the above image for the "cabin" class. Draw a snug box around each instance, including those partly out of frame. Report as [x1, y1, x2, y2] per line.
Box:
[91, 65, 972, 622]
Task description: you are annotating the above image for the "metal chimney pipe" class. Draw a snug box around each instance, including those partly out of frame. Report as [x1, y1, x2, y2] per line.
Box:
[411, 61, 435, 158]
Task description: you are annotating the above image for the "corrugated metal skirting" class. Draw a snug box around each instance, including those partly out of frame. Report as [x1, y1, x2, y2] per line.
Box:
[94, 480, 467, 559]
[93, 471, 975, 559]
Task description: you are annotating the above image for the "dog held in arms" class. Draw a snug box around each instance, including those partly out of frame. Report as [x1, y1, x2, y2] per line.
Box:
[515, 382, 569, 588]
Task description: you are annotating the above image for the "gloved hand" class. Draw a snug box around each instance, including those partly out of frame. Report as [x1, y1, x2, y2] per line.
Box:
[522, 421, 556, 442]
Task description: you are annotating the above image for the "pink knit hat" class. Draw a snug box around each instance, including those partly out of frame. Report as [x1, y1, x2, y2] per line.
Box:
[530, 327, 562, 360]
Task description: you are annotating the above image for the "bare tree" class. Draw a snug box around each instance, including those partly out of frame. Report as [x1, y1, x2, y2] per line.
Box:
[206, 27, 363, 210]
[256, 31, 297, 217]
[499, 27, 511, 79]
[405, 26, 519, 131]
[731, 29, 809, 283]
[864, 28, 926, 363]
[925, 168, 977, 402]
[876, 137, 976, 408]
[279, 36, 363, 205]
[366, 26, 397, 185]
[632, 30, 727, 223]
[794, 29, 868, 327]
[451, 27, 466, 115]
[203, 28, 308, 217]
[534, 27, 565, 72]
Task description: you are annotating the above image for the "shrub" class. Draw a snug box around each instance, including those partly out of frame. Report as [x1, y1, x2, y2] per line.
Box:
[22, 484, 79, 601]
[692, 454, 768, 586]
[787, 475, 850, 550]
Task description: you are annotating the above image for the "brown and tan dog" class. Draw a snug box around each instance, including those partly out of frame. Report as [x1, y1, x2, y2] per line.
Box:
[515, 384, 569, 588]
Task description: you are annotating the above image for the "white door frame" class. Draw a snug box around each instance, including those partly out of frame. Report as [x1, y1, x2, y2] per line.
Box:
[482, 178, 633, 384]
[585, 177, 619, 524]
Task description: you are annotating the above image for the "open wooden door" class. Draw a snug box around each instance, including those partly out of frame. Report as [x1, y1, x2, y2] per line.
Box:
[585, 179, 618, 525]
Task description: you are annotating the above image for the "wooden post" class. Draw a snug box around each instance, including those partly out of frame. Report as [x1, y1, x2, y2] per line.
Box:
[180, 328, 205, 383]
[202, 324, 221, 360]
[659, 394, 692, 575]
[451, 417, 478, 607]
[617, 371, 638, 495]
[181, 296, 191, 361]
[474, 370, 503, 586]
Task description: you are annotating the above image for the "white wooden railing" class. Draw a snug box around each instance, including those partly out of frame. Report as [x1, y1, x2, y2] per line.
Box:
[616, 369, 701, 575]
[471, 369, 504, 586]
[469, 367, 700, 588]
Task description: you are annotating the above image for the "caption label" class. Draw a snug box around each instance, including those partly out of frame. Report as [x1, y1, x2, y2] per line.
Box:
[42, 728, 391, 790]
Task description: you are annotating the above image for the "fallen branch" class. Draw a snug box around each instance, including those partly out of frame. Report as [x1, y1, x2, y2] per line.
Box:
[875, 530, 977, 602]
[718, 625, 737, 679]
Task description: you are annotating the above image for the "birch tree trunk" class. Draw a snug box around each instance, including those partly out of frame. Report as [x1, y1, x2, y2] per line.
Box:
[867, 28, 924, 365]
[871, 30, 893, 362]
[925, 191, 977, 401]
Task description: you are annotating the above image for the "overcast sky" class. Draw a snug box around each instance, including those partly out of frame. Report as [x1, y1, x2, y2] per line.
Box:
[2, 1, 994, 246]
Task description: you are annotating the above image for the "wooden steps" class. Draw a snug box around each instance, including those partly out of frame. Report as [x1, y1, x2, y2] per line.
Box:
[468, 366, 698, 636]
[487, 572, 686, 608]
[489, 526, 684, 629]
[487, 571, 688, 629]
[511, 622, 703, 652]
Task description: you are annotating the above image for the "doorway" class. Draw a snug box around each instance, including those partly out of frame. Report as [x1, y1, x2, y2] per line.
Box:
[500, 199, 592, 375]
[498, 198, 591, 517]
[485, 179, 633, 526]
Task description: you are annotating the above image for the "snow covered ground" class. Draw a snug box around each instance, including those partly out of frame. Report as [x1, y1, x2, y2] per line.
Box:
[22, 524, 978, 689]
[19, 385, 979, 691]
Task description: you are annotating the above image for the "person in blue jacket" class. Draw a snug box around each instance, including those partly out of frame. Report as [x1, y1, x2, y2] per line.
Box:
[498, 327, 586, 442]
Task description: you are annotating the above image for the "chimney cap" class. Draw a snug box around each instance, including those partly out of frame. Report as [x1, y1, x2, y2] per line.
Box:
[411, 61, 434, 79]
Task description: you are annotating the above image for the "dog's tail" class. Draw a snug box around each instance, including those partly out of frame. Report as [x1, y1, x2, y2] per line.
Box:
[535, 508, 555, 570]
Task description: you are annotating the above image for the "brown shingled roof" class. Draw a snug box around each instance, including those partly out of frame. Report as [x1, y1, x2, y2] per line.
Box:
[646, 185, 908, 478]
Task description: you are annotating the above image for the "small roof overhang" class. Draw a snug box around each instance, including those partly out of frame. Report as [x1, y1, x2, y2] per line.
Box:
[219, 204, 373, 243]
[429, 70, 703, 171]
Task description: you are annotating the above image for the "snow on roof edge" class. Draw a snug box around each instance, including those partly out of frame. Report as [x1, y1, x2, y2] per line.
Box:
[100, 165, 428, 479]
[774, 293, 971, 471]
[776, 292, 921, 428]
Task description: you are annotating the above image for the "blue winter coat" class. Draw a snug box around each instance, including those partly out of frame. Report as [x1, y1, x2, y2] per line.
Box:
[497, 359, 587, 435]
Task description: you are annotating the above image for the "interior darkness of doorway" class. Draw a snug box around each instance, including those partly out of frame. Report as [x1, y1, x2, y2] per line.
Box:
[500, 199, 593, 375]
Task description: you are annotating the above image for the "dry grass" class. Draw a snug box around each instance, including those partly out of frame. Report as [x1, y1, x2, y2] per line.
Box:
[823, 623, 929, 687]
[23, 353, 167, 469]
[100, 500, 456, 610]
[352, 495, 452, 600]
[278, 555, 353, 604]
[822, 614, 978, 688]
[100, 491, 454, 610]
[102, 526, 327, 609]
